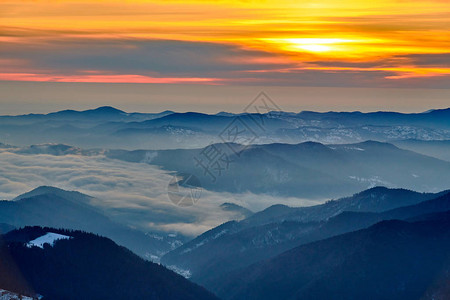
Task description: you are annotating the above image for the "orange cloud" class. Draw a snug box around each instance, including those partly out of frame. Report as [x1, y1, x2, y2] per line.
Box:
[0, 0, 449, 86]
[0, 73, 222, 84]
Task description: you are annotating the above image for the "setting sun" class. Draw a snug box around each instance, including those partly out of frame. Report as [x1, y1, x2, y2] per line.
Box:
[261, 38, 356, 53]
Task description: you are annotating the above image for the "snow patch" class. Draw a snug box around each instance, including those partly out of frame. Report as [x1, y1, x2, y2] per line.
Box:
[0, 289, 41, 300]
[142, 151, 158, 163]
[27, 232, 71, 249]
[145, 253, 161, 262]
[146, 233, 164, 240]
[342, 146, 365, 151]
[167, 265, 192, 278]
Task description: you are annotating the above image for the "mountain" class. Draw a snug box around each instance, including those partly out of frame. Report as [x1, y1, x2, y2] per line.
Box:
[0, 106, 174, 124]
[48, 106, 127, 118]
[277, 124, 449, 144]
[0, 187, 183, 260]
[214, 214, 450, 300]
[132, 141, 450, 198]
[293, 108, 450, 130]
[242, 186, 450, 226]
[392, 139, 450, 161]
[220, 203, 253, 219]
[12, 186, 94, 203]
[274, 108, 450, 144]
[8, 143, 102, 156]
[161, 188, 450, 290]
[1, 107, 449, 150]
[0, 107, 176, 149]
[125, 112, 294, 134]
[326, 189, 450, 230]
[6, 140, 447, 199]
[107, 143, 356, 198]
[0, 226, 218, 300]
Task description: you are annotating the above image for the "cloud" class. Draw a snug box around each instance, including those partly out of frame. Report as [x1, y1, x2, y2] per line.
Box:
[1, 36, 449, 88]
[401, 53, 450, 67]
[308, 53, 450, 69]
[0, 38, 293, 77]
[0, 150, 320, 236]
[1, 0, 449, 88]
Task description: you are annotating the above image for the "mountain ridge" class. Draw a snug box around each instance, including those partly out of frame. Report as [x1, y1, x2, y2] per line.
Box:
[2, 106, 449, 118]
[0, 226, 219, 300]
[1, 186, 185, 261]
[1, 106, 448, 149]
[161, 188, 450, 291]
[214, 214, 450, 300]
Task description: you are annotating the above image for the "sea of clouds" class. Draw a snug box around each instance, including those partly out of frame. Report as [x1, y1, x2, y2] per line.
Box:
[0, 149, 320, 236]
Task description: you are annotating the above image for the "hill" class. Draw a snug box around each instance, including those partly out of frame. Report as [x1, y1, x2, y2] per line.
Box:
[0, 187, 183, 260]
[0, 227, 218, 300]
[216, 214, 450, 300]
[161, 188, 450, 290]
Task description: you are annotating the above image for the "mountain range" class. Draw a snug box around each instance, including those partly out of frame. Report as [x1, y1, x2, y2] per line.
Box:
[3, 139, 449, 198]
[0, 185, 449, 299]
[1, 106, 450, 299]
[161, 187, 450, 294]
[392, 139, 450, 161]
[0, 186, 185, 261]
[112, 140, 450, 198]
[216, 214, 450, 300]
[0, 107, 448, 151]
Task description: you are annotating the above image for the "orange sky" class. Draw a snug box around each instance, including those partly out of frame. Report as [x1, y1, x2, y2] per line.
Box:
[1, 0, 449, 87]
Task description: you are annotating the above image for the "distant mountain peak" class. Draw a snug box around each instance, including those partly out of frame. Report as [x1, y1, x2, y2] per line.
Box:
[159, 110, 176, 114]
[50, 106, 126, 116]
[359, 186, 391, 193]
[13, 186, 92, 201]
[220, 203, 253, 218]
[351, 186, 415, 198]
[23, 186, 67, 194]
[215, 111, 236, 117]
[220, 202, 243, 209]
[422, 107, 450, 114]
[91, 106, 125, 114]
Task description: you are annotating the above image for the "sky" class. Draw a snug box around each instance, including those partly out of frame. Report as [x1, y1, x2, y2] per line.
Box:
[0, 0, 449, 112]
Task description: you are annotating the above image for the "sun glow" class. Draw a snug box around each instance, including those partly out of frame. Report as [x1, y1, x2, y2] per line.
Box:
[280, 38, 354, 53]
[297, 45, 331, 52]
[260, 37, 382, 56]
[0, 0, 449, 84]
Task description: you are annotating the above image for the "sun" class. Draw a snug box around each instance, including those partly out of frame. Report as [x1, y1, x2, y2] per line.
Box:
[261, 38, 354, 53]
[293, 44, 331, 52]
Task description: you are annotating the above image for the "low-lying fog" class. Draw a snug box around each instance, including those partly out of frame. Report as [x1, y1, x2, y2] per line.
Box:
[0, 150, 321, 236]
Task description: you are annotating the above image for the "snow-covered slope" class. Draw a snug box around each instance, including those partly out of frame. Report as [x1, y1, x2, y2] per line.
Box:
[27, 232, 71, 249]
